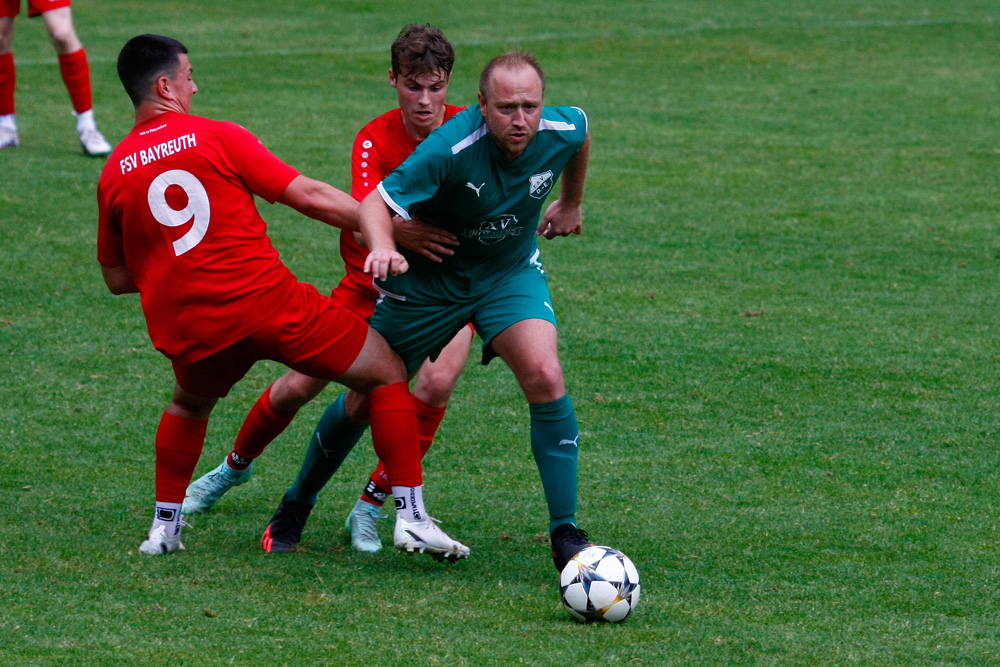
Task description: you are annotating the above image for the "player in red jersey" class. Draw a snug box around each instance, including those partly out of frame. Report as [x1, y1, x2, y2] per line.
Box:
[97, 33, 468, 560]
[181, 24, 474, 555]
[0, 0, 111, 154]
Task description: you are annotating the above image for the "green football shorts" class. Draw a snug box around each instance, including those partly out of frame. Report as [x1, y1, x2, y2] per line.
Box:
[370, 261, 557, 373]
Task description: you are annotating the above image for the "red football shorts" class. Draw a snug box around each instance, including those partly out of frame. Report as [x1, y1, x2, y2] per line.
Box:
[172, 282, 370, 398]
[0, 0, 72, 19]
[331, 279, 377, 321]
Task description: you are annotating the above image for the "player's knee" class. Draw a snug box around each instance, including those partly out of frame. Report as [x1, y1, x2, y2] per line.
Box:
[47, 26, 77, 53]
[413, 382, 453, 407]
[343, 360, 407, 397]
[412, 365, 460, 406]
[361, 364, 407, 393]
[168, 398, 214, 421]
[344, 390, 370, 424]
[270, 373, 325, 411]
[373, 351, 409, 386]
[0, 24, 13, 53]
[348, 331, 408, 390]
[518, 362, 565, 403]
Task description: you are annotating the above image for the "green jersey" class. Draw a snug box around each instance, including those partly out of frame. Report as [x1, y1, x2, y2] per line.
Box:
[375, 104, 588, 303]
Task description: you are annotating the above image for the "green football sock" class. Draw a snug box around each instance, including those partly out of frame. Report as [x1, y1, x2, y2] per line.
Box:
[529, 394, 579, 533]
[286, 393, 367, 505]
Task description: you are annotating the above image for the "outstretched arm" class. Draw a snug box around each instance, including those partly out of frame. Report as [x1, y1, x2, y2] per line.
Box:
[537, 133, 591, 239]
[277, 175, 360, 231]
[358, 190, 410, 280]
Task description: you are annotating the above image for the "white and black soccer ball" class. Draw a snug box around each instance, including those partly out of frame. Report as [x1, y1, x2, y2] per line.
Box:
[559, 545, 640, 623]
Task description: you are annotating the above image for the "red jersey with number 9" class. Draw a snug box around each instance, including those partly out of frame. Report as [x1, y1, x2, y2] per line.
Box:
[97, 111, 301, 364]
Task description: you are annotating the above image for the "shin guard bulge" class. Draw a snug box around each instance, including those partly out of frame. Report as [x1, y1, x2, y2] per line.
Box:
[232, 382, 297, 461]
[367, 382, 421, 487]
[529, 394, 580, 532]
[57, 49, 92, 113]
[285, 393, 366, 505]
[0, 53, 15, 115]
[155, 412, 208, 504]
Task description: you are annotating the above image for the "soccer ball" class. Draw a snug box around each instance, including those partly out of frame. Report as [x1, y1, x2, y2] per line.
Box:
[559, 545, 640, 623]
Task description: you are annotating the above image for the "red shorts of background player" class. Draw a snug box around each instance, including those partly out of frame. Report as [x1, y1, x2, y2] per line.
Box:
[0, 0, 72, 19]
[172, 282, 370, 398]
[332, 280, 377, 321]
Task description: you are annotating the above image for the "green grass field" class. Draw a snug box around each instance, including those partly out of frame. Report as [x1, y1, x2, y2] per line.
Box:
[3, 0, 1000, 664]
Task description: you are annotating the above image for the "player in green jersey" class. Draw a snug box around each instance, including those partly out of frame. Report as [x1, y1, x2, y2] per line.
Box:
[279, 50, 594, 571]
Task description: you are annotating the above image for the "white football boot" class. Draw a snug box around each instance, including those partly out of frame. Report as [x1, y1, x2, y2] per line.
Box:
[75, 109, 112, 156]
[393, 515, 470, 561]
[139, 524, 185, 555]
[0, 114, 18, 149]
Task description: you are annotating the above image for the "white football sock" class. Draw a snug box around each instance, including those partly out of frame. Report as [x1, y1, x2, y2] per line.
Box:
[74, 108, 96, 133]
[392, 484, 426, 522]
[152, 501, 183, 539]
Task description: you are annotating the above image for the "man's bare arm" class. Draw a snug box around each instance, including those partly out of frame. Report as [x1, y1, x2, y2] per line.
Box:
[358, 189, 409, 280]
[278, 175, 360, 231]
[101, 265, 138, 294]
[537, 133, 590, 239]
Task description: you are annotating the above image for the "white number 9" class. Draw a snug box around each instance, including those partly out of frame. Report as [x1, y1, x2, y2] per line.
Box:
[147, 169, 211, 256]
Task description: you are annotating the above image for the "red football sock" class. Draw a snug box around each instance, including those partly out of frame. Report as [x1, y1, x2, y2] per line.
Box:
[57, 49, 92, 113]
[154, 412, 208, 504]
[414, 395, 447, 457]
[364, 395, 447, 501]
[362, 465, 390, 505]
[231, 382, 298, 464]
[0, 52, 15, 115]
[367, 382, 421, 487]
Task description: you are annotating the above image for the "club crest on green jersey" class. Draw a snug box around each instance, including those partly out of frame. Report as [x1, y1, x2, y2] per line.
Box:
[529, 170, 554, 199]
[462, 214, 522, 245]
